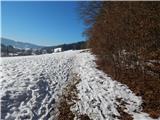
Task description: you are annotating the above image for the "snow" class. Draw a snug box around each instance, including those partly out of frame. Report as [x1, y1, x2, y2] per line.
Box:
[54, 48, 62, 53]
[0, 50, 159, 120]
[1, 51, 75, 120]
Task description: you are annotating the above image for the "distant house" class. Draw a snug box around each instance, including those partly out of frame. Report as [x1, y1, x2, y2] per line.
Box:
[54, 48, 62, 53]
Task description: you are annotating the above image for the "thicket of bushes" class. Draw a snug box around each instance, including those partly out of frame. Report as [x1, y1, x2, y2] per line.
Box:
[80, 2, 160, 118]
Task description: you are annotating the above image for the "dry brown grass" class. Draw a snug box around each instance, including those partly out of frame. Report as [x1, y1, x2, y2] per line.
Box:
[57, 74, 91, 120]
[116, 98, 133, 120]
[58, 98, 75, 120]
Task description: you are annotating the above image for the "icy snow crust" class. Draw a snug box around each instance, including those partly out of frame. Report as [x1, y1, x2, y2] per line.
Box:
[1, 50, 159, 120]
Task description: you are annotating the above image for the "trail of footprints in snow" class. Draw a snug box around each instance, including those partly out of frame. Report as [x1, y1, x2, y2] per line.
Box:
[1, 52, 75, 120]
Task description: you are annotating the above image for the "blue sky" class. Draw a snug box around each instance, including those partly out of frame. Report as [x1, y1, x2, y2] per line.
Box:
[2, 1, 86, 46]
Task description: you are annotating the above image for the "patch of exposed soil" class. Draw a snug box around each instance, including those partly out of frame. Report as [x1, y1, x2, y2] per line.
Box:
[57, 74, 91, 120]
[116, 98, 133, 120]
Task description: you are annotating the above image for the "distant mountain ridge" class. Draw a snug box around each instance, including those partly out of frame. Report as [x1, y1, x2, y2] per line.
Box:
[1, 38, 44, 49]
[1, 38, 86, 57]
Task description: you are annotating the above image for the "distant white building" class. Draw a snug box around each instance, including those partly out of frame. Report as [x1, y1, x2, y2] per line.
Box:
[54, 48, 62, 53]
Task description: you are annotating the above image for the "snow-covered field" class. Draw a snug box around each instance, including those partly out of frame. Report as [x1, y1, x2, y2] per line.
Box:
[0, 50, 159, 120]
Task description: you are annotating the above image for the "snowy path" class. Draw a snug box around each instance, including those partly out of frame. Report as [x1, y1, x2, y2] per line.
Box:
[0, 50, 159, 120]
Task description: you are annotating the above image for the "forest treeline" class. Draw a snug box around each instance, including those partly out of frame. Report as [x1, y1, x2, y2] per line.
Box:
[1, 41, 86, 57]
[80, 2, 160, 118]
